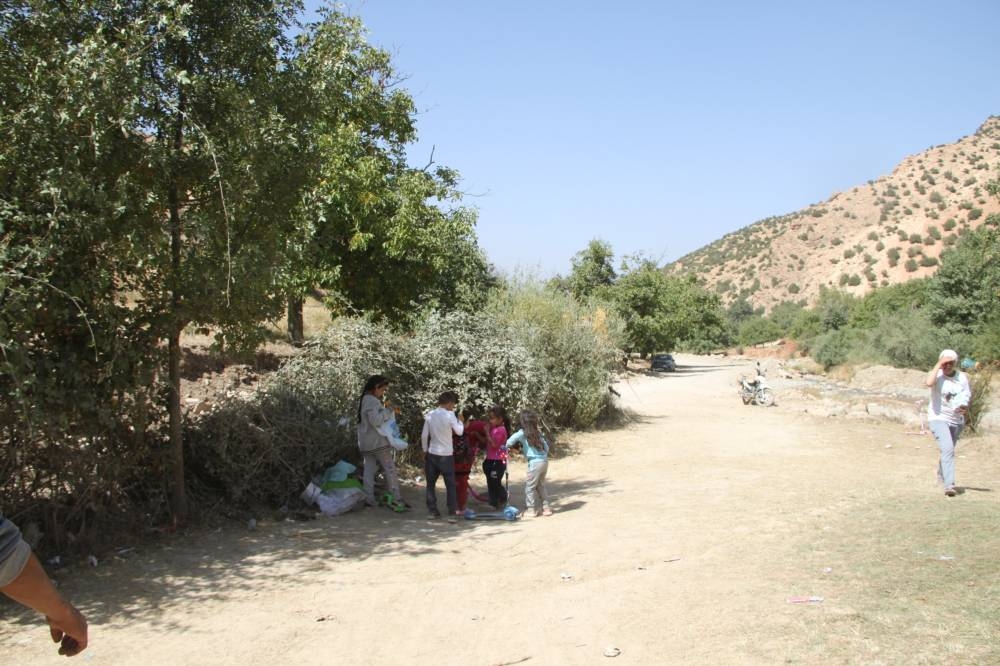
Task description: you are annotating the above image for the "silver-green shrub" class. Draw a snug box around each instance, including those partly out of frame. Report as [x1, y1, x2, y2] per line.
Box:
[186, 287, 624, 506]
[487, 283, 624, 428]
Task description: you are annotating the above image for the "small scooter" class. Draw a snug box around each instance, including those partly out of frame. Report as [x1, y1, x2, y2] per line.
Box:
[464, 469, 520, 521]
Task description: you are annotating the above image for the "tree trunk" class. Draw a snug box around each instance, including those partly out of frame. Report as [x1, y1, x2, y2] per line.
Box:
[287, 295, 304, 345]
[167, 85, 188, 520]
[167, 326, 186, 518]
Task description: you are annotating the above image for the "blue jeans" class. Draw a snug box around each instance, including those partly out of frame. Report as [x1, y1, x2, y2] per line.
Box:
[930, 420, 964, 489]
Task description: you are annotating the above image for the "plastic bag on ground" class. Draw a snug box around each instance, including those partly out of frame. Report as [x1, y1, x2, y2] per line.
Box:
[316, 488, 366, 516]
[321, 460, 357, 484]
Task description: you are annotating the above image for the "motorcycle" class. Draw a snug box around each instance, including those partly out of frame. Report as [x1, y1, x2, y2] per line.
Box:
[738, 364, 775, 406]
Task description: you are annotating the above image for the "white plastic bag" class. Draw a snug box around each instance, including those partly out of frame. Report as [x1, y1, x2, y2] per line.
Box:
[300, 482, 322, 506]
[316, 488, 366, 516]
[376, 417, 409, 451]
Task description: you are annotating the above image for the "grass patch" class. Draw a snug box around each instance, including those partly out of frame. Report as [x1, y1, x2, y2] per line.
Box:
[783, 482, 1000, 663]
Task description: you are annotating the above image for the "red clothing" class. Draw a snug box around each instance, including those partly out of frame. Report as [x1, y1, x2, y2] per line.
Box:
[455, 470, 471, 511]
[457, 420, 487, 472]
[455, 420, 487, 511]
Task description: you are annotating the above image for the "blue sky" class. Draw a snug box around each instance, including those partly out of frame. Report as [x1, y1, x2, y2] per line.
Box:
[305, 1, 1000, 278]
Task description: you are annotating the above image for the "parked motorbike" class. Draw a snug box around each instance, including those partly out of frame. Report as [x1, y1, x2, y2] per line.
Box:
[739, 363, 774, 406]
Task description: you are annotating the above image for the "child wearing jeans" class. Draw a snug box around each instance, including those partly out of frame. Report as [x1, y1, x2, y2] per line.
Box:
[506, 410, 552, 517]
[421, 391, 464, 520]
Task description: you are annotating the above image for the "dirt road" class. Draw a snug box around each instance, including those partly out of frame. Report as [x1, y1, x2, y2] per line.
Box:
[3, 354, 998, 664]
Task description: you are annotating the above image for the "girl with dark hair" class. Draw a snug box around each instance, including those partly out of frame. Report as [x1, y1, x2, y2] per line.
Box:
[357, 375, 405, 511]
[483, 404, 511, 508]
[506, 410, 552, 517]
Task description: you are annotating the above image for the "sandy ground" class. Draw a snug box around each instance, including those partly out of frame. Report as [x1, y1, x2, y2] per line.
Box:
[2, 354, 997, 664]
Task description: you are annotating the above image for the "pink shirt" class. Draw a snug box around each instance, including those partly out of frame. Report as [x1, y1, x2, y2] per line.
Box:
[486, 425, 508, 462]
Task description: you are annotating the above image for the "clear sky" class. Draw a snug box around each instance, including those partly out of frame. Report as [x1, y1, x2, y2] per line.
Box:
[305, 1, 1000, 278]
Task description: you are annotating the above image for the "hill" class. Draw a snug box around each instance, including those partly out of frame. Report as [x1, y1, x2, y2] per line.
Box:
[669, 116, 1000, 311]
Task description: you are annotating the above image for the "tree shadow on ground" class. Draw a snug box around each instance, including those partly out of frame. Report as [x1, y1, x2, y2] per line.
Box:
[0, 477, 609, 636]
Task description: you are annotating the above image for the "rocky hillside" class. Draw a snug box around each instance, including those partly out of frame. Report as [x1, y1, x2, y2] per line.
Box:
[669, 116, 1000, 311]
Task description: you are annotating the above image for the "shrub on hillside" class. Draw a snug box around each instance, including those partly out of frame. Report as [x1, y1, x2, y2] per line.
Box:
[737, 316, 782, 347]
[812, 329, 856, 369]
[866, 308, 945, 368]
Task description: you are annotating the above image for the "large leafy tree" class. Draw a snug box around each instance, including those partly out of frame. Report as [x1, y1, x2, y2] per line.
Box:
[566, 238, 617, 301]
[279, 12, 492, 339]
[610, 259, 726, 355]
[2, 0, 311, 520]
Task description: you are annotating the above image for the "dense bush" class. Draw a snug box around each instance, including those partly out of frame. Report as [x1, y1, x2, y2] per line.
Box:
[812, 329, 857, 369]
[865, 308, 945, 368]
[738, 316, 782, 346]
[971, 313, 1000, 360]
[185, 289, 625, 506]
[487, 284, 624, 428]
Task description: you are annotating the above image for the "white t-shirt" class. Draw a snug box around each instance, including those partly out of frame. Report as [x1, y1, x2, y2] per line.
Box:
[928, 370, 972, 425]
[421, 407, 464, 455]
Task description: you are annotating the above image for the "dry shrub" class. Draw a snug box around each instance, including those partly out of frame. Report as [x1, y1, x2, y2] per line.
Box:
[967, 366, 994, 432]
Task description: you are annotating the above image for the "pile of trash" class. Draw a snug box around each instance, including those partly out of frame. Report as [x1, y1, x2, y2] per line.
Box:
[300, 460, 366, 517]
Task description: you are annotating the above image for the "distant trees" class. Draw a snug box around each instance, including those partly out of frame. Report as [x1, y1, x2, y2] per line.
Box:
[565, 239, 617, 300]
[927, 220, 1000, 334]
[558, 241, 730, 356]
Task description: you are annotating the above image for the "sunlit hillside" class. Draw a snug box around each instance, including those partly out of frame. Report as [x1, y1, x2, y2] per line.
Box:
[669, 116, 1000, 311]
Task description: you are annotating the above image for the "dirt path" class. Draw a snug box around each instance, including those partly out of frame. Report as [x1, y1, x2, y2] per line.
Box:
[3, 354, 998, 664]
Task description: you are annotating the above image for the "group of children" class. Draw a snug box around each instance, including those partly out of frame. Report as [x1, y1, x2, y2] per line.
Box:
[419, 391, 553, 521]
[355, 375, 552, 522]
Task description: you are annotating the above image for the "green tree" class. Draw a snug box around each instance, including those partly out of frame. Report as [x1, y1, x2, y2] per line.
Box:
[738, 316, 782, 346]
[927, 218, 1000, 334]
[768, 300, 807, 336]
[609, 261, 673, 355]
[849, 279, 930, 329]
[278, 12, 494, 337]
[611, 261, 727, 355]
[726, 297, 761, 326]
[815, 286, 857, 332]
[566, 239, 617, 301]
[0, 0, 351, 520]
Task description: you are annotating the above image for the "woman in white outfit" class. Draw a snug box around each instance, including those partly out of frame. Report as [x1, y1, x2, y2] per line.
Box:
[925, 349, 972, 497]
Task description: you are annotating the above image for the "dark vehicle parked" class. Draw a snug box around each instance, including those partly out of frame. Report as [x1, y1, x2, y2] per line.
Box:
[651, 353, 676, 372]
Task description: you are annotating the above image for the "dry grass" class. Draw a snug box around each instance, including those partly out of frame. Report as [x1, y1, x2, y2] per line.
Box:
[757, 438, 1000, 665]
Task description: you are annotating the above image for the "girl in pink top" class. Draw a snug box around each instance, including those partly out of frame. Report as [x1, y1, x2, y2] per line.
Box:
[483, 404, 511, 508]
